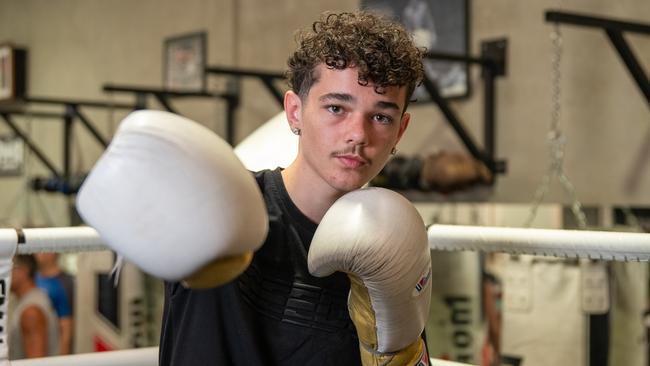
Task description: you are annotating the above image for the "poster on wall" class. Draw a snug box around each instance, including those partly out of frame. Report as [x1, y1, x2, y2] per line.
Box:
[0, 135, 24, 176]
[360, 0, 469, 100]
[163, 32, 207, 92]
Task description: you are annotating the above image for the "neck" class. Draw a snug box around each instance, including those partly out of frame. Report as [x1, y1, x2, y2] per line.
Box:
[281, 163, 344, 223]
[38, 262, 60, 277]
[14, 281, 35, 299]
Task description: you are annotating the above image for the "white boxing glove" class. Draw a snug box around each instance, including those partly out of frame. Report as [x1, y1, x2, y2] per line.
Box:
[77, 110, 268, 288]
[308, 188, 432, 366]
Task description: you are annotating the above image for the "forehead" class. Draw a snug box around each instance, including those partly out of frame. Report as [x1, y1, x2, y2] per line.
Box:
[309, 65, 407, 109]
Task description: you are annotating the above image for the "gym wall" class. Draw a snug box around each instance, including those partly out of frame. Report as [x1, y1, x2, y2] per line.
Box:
[0, 0, 649, 229]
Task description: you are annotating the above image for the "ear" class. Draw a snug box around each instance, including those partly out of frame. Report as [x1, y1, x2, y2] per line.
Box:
[396, 112, 411, 143]
[284, 90, 302, 130]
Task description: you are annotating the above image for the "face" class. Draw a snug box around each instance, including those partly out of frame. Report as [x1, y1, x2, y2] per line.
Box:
[285, 64, 410, 194]
[10, 264, 27, 292]
[34, 252, 57, 266]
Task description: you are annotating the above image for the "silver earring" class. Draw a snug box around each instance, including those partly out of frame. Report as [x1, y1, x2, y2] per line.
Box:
[291, 127, 301, 136]
[390, 147, 397, 155]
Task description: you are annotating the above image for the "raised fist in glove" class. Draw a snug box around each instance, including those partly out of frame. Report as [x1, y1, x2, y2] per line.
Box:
[309, 188, 432, 366]
[77, 110, 268, 288]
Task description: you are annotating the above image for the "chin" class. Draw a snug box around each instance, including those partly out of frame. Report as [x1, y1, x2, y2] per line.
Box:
[329, 173, 371, 193]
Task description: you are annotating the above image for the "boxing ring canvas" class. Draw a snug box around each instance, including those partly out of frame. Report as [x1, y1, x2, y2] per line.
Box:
[361, 0, 470, 99]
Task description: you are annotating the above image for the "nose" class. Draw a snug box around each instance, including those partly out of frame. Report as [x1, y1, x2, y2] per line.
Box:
[345, 113, 368, 146]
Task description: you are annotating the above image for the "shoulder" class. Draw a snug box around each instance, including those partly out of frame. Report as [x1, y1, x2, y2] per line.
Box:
[252, 169, 272, 190]
[39, 278, 65, 298]
[39, 281, 72, 316]
[20, 305, 46, 328]
[252, 169, 283, 209]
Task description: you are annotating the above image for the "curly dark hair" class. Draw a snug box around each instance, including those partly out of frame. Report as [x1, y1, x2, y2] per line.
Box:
[286, 11, 424, 109]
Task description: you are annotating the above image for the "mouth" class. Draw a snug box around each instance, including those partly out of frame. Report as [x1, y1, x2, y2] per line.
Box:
[334, 154, 369, 169]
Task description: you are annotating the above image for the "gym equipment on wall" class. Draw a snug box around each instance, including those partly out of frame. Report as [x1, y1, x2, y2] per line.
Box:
[102, 84, 238, 144]
[545, 10, 650, 109]
[0, 97, 135, 187]
[422, 39, 508, 176]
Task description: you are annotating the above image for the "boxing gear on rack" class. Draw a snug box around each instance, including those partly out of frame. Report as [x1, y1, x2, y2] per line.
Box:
[31, 175, 87, 195]
[420, 151, 492, 193]
[76, 110, 269, 288]
[308, 188, 432, 366]
[371, 151, 493, 194]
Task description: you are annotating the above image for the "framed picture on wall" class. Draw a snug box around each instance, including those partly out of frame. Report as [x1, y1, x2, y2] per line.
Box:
[163, 32, 207, 92]
[0, 44, 27, 102]
[360, 0, 470, 100]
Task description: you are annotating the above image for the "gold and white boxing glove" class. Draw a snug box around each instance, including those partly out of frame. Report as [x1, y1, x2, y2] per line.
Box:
[309, 188, 432, 366]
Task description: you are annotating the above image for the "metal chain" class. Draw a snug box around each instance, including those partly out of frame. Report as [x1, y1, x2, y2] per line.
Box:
[525, 23, 588, 229]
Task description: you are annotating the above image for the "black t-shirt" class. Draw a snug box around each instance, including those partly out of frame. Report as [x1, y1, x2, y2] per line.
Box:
[159, 169, 361, 366]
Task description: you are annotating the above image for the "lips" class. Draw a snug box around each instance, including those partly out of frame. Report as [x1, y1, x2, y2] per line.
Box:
[335, 154, 368, 168]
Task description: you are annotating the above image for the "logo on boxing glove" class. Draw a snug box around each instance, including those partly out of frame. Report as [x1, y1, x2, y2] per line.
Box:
[415, 341, 430, 366]
[412, 265, 432, 297]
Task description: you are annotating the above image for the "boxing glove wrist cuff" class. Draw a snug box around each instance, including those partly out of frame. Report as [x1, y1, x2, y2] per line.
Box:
[348, 275, 430, 366]
[182, 251, 253, 288]
[348, 274, 379, 348]
[359, 338, 429, 366]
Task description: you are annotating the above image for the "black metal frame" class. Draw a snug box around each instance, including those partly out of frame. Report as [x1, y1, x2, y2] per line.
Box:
[205, 66, 285, 106]
[0, 97, 135, 181]
[546, 10, 650, 108]
[205, 44, 508, 177]
[204, 67, 286, 145]
[0, 111, 63, 178]
[421, 38, 508, 175]
[102, 84, 239, 144]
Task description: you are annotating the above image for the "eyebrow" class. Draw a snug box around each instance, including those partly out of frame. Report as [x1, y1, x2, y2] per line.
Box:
[318, 93, 353, 103]
[318, 93, 401, 111]
[376, 101, 400, 111]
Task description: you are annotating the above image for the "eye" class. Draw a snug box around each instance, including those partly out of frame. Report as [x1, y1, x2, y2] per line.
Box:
[326, 105, 343, 115]
[372, 114, 394, 124]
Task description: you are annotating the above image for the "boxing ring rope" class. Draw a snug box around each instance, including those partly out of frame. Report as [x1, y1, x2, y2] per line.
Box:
[427, 224, 650, 261]
[0, 227, 106, 254]
[1, 225, 648, 260]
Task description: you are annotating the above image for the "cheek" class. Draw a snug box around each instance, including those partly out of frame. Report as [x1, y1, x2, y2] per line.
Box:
[305, 125, 336, 151]
[372, 129, 399, 151]
[301, 132, 329, 166]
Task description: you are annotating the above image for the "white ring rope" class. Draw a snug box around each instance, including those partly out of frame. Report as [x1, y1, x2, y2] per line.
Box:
[0, 225, 648, 261]
[428, 224, 650, 261]
[0, 227, 107, 254]
[9, 346, 157, 366]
